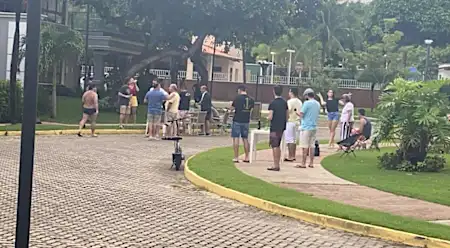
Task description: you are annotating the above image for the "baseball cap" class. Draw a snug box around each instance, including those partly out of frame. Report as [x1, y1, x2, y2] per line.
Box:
[303, 88, 314, 96]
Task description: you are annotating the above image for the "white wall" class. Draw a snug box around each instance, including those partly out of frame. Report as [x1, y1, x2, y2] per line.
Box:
[6, 21, 27, 82]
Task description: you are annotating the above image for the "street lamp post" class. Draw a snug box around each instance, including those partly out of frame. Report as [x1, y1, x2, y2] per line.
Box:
[15, 0, 41, 246]
[424, 39, 433, 81]
[84, 4, 90, 89]
[257, 60, 271, 129]
[270, 52, 276, 84]
[286, 49, 295, 85]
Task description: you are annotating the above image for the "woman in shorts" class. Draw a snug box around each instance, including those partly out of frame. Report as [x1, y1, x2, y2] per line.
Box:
[319, 90, 340, 147]
[128, 78, 140, 124]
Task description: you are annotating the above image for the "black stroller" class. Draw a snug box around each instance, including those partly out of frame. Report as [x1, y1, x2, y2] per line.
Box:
[337, 134, 359, 157]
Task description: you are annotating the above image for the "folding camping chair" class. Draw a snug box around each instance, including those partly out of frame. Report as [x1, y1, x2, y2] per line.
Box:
[337, 134, 359, 157]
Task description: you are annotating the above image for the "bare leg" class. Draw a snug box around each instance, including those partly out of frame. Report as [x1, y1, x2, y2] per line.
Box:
[78, 113, 89, 136]
[205, 120, 211, 135]
[132, 108, 137, 124]
[272, 147, 281, 168]
[242, 138, 250, 161]
[328, 120, 333, 146]
[308, 147, 314, 167]
[149, 123, 154, 139]
[287, 143, 296, 160]
[330, 120, 338, 146]
[301, 148, 308, 167]
[119, 114, 125, 127]
[90, 114, 98, 137]
[233, 138, 240, 161]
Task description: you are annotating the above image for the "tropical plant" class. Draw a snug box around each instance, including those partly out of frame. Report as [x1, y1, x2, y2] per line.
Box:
[373, 78, 450, 168]
[39, 23, 84, 118]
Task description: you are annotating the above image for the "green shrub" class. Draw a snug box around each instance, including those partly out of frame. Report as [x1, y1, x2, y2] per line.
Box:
[377, 151, 402, 170]
[420, 155, 446, 172]
[378, 151, 446, 173]
[0, 80, 23, 123]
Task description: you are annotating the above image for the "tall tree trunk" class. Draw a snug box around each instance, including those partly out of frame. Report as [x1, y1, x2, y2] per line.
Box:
[321, 40, 326, 67]
[52, 63, 58, 118]
[9, 0, 22, 123]
[190, 53, 208, 86]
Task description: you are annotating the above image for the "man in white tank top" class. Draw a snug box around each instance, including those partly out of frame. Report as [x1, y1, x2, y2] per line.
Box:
[284, 88, 302, 162]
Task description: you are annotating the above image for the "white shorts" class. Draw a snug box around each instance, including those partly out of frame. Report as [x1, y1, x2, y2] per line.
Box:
[299, 130, 317, 148]
[285, 122, 298, 144]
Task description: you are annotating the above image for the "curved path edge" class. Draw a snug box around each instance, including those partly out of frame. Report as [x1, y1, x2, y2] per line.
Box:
[1, 129, 144, 136]
[184, 151, 450, 248]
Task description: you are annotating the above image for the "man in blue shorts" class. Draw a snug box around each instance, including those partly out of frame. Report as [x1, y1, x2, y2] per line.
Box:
[230, 85, 255, 163]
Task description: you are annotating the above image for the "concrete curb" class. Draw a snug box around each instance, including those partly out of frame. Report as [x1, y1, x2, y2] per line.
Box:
[1, 129, 145, 136]
[184, 153, 450, 248]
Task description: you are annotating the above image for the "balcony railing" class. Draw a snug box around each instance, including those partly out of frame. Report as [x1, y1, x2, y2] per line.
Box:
[89, 67, 379, 90]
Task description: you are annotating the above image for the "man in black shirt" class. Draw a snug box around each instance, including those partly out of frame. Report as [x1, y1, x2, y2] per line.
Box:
[178, 81, 191, 134]
[267, 85, 288, 171]
[199, 85, 212, 135]
[230, 85, 255, 163]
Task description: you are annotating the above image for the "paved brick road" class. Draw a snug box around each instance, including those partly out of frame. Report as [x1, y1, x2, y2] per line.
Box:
[0, 135, 410, 248]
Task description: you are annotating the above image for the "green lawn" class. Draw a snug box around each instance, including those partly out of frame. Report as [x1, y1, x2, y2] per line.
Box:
[40, 96, 149, 124]
[188, 144, 450, 241]
[322, 148, 450, 206]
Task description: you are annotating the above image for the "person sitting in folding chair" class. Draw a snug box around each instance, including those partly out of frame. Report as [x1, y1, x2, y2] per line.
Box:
[354, 108, 372, 149]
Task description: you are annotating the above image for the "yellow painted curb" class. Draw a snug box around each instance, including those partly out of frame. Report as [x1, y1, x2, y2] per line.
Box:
[184, 153, 450, 248]
[1, 129, 145, 136]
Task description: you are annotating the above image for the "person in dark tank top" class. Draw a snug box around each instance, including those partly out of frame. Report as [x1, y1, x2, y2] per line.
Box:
[318, 89, 340, 147]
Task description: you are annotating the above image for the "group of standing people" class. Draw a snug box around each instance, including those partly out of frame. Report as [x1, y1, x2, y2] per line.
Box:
[266, 86, 321, 171]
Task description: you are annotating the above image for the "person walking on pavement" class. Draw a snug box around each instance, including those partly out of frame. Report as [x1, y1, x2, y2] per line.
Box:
[230, 85, 255, 163]
[267, 85, 288, 171]
[77, 84, 99, 137]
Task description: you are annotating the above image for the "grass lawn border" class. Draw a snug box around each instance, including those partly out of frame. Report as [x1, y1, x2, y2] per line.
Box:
[186, 144, 450, 247]
[321, 149, 450, 207]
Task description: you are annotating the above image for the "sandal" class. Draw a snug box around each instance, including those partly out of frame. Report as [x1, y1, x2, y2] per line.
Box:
[284, 158, 296, 162]
[242, 160, 250, 163]
[308, 164, 314, 168]
[294, 164, 307, 168]
[267, 167, 280, 171]
[232, 159, 239, 163]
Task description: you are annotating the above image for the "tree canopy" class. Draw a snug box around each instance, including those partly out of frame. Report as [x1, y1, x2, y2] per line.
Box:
[75, 0, 294, 82]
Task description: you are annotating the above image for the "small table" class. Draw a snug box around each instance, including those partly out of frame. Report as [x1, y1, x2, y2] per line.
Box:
[249, 129, 286, 165]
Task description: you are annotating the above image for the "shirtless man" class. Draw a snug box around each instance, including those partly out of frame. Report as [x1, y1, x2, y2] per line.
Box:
[77, 84, 99, 137]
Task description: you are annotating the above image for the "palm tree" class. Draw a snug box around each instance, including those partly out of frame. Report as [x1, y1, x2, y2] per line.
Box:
[9, 0, 23, 123]
[313, 0, 346, 66]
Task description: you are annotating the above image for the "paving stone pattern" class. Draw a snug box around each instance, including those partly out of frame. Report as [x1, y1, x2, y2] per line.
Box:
[0, 135, 411, 247]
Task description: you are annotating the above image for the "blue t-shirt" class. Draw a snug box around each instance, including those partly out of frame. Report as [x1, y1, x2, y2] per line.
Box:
[145, 89, 166, 115]
[300, 99, 321, 131]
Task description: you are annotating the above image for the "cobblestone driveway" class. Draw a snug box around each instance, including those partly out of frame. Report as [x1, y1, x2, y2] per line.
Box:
[0, 135, 410, 248]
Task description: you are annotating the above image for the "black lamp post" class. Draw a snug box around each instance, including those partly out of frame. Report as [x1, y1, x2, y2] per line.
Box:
[15, 0, 41, 247]
[83, 4, 90, 89]
[257, 60, 270, 129]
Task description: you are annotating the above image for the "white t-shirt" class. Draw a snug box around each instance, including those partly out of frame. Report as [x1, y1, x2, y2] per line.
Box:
[340, 102, 354, 123]
[287, 98, 302, 122]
